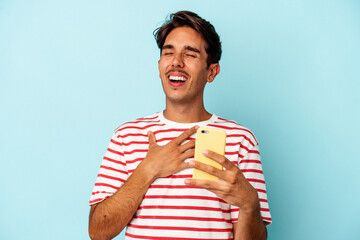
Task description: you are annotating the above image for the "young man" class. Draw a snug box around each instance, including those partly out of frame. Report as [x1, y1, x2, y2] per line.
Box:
[89, 11, 271, 240]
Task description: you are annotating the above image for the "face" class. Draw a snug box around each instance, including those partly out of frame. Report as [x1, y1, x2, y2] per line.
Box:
[158, 26, 219, 105]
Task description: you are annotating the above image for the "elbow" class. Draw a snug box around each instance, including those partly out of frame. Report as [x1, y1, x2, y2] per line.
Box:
[89, 204, 104, 240]
[89, 215, 105, 240]
[89, 227, 107, 240]
[88, 224, 100, 240]
[89, 215, 113, 240]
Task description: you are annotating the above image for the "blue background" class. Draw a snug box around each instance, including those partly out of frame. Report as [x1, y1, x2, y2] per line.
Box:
[1, 0, 359, 239]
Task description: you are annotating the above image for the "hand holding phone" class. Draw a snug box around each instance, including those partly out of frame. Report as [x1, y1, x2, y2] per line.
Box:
[192, 127, 226, 181]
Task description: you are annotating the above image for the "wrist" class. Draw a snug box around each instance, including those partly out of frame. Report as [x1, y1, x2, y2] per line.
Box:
[135, 160, 158, 184]
[239, 189, 260, 214]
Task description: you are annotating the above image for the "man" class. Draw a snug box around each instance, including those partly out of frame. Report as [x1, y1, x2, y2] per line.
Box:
[89, 11, 271, 240]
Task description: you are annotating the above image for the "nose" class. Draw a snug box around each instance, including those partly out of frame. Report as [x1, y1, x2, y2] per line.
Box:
[171, 53, 184, 68]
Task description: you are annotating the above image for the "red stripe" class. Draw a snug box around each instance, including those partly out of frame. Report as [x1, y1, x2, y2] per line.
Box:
[128, 223, 232, 232]
[208, 124, 257, 145]
[149, 185, 202, 189]
[157, 137, 195, 143]
[133, 215, 231, 223]
[232, 216, 271, 223]
[89, 196, 109, 204]
[107, 147, 124, 156]
[124, 149, 148, 155]
[241, 169, 263, 174]
[111, 139, 149, 146]
[117, 133, 147, 139]
[164, 174, 192, 179]
[100, 165, 127, 174]
[261, 208, 270, 212]
[217, 117, 241, 125]
[120, 137, 194, 146]
[95, 182, 119, 190]
[126, 157, 193, 167]
[227, 135, 254, 147]
[226, 134, 253, 143]
[136, 116, 159, 120]
[103, 156, 125, 166]
[240, 160, 261, 164]
[227, 134, 249, 138]
[153, 128, 189, 135]
[126, 157, 144, 164]
[225, 151, 239, 155]
[118, 128, 190, 139]
[248, 150, 260, 154]
[138, 205, 231, 213]
[110, 138, 122, 146]
[122, 140, 148, 146]
[116, 123, 165, 133]
[97, 174, 125, 182]
[144, 195, 226, 203]
[155, 137, 176, 142]
[91, 191, 112, 195]
[259, 198, 268, 203]
[255, 188, 267, 194]
[125, 232, 230, 240]
[226, 142, 250, 151]
[247, 178, 266, 184]
[118, 129, 193, 139]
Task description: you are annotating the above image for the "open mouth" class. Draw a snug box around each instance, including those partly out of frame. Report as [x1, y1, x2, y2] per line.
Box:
[169, 75, 187, 83]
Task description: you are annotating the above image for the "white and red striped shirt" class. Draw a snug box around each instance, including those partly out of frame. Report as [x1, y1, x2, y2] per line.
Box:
[90, 112, 272, 239]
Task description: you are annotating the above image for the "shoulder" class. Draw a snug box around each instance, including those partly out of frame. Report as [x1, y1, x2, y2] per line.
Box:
[113, 112, 163, 134]
[209, 116, 258, 147]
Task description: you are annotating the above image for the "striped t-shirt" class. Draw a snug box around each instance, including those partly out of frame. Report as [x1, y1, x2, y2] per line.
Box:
[90, 112, 272, 239]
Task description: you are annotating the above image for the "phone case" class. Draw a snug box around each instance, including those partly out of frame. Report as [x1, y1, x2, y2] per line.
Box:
[192, 127, 226, 180]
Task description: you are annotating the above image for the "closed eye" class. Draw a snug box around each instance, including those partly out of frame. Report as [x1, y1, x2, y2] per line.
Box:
[186, 54, 196, 58]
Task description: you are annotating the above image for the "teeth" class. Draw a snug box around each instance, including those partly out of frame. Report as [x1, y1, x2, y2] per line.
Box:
[169, 75, 187, 81]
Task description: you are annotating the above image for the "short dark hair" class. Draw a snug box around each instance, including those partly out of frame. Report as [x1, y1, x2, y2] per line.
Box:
[154, 11, 222, 67]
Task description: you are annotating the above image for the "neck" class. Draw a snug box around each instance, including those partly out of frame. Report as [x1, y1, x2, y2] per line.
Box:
[163, 98, 212, 123]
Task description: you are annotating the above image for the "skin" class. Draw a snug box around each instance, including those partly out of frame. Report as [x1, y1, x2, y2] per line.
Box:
[89, 26, 267, 240]
[158, 26, 219, 123]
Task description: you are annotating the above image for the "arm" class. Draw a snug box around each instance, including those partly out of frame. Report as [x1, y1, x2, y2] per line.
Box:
[88, 126, 197, 240]
[89, 163, 155, 240]
[184, 150, 267, 240]
[233, 205, 267, 240]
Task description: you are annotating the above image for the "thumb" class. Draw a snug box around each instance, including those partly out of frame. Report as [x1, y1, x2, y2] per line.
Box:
[148, 131, 157, 145]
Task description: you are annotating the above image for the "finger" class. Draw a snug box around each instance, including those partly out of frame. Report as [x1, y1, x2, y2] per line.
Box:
[178, 161, 192, 172]
[184, 178, 224, 191]
[203, 150, 235, 171]
[189, 160, 226, 180]
[179, 140, 195, 152]
[147, 131, 157, 145]
[173, 126, 199, 145]
[184, 178, 233, 203]
[182, 148, 195, 159]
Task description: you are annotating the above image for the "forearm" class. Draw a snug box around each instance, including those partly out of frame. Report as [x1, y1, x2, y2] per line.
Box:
[234, 203, 267, 240]
[89, 164, 155, 240]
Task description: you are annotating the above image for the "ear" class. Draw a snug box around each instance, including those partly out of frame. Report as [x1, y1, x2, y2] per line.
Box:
[158, 59, 161, 78]
[206, 63, 220, 83]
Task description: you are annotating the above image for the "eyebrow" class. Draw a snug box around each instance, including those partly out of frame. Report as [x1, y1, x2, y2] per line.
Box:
[162, 44, 201, 54]
[162, 44, 174, 50]
[185, 45, 200, 53]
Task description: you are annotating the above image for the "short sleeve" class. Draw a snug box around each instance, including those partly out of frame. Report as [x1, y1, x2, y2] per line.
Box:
[89, 133, 129, 205]
[230, 144, 272, 224]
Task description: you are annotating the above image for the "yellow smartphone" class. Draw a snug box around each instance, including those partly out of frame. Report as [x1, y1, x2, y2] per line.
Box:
[192, 127, 226, 181]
